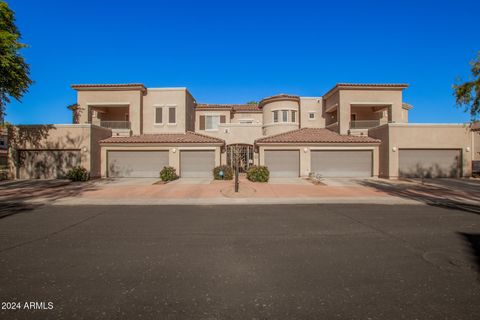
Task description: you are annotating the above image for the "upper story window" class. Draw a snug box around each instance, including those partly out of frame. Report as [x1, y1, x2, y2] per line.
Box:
[155, 107, 163, 124]
[291, 111, 296, 123]
[282, 110, 288, 122]
[206, 115, 220, 130]
[308, 112, 316, 120]
[168, 107, 176, 124]
[273, 111, 279, 123]
[200, 115, 226, 130]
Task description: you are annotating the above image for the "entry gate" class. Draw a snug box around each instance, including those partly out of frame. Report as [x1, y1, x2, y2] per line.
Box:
[226, 144, 254, 172]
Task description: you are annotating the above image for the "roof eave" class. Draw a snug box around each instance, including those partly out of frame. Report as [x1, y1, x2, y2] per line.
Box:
[323, 83, 409, 100]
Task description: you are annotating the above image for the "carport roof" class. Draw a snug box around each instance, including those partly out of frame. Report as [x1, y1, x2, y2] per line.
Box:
[255, 128, 381, 144]
[100, 132, 225, 144]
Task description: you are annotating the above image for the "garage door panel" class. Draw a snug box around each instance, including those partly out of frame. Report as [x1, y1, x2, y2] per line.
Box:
[19, 150, 81, 179]
[181, 151, 215, 178]
[108, 151, 169, 178]
[311, 150, 372, 178]
[265, 150, 299, 178]
[399, 149, 461, 178]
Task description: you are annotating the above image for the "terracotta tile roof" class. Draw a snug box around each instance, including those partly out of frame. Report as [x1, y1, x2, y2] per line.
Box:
[255, 128, 380, 144]
[196, 104, 262, 113]
[323, 83, 409, 99]
[472, 121, 480, 131]
[71, 83, 146, 91]
[402, 102, 413, 110]
[259, 94, 300, 108]
[100, 132, 224, 144]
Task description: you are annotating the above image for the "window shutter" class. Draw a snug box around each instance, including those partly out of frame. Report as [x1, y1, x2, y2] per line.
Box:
[220, 115, 226, 123]
[155, 108, 162, 124]
[200, 115, 205, 130]
[169, 107, 176, 123]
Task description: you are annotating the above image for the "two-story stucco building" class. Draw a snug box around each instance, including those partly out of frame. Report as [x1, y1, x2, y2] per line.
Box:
[7, 83, 480, 180]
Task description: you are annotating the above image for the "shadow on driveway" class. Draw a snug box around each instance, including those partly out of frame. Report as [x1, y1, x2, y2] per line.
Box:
[358, 179, 480, 215]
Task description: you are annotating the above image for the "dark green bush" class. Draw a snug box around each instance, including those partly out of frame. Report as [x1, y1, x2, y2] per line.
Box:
[66, 166, 89, 182]
[246, 165, 269, 182]
[213, 165, 233, 180]
[160, 166, 179, 181]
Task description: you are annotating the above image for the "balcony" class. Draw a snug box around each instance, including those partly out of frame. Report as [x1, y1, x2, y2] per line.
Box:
[350, 120, 384, 129]
[99, 121, 131, 130]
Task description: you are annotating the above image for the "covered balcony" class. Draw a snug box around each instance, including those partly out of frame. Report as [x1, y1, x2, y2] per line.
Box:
[89, 105, 131, 133]
[349, 105, 388, 130]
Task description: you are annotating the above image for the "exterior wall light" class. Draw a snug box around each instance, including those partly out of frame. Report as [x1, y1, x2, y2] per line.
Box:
[304, 147, 309, 153]
[172, 148, 176, 153]
[466, 147, 470, 152]
[392, 147, 397, 152]
[82, 147, 87, 152]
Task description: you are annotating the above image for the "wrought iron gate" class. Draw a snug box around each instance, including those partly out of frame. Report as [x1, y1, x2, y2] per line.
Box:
[226, 144, 254, 172]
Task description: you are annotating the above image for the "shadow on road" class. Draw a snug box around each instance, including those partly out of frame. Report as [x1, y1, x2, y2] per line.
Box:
[0, 179, 100, 218]
[458, 232, 480, 279]
[358, 179, 480, 215]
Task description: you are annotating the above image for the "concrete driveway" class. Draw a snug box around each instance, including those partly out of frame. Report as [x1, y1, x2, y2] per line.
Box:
[0, 204, 478, 319]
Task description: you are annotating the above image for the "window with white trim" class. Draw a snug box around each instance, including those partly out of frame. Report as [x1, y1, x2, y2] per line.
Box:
[155, 107, 163, 124]
[282, 110, 288, 122]
[273, 111, 279, 123]
[205, 115, 220, 130]
[291, 110, 296, 122]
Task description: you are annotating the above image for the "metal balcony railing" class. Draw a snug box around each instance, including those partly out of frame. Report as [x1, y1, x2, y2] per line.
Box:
[350, 120, 382, 129]
[99, 121, 131, 129]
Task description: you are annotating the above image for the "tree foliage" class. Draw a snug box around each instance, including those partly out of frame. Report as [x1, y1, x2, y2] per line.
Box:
[0, 2, 32, 118]
[453, 52, 480, 119]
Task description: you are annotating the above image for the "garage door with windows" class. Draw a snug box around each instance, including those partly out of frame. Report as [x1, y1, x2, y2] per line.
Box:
[180, 150, 215, 178]
[18, 149, 81, 179]
[399, 149, 461, 178]
[311, 150, 373, 178]
[108, 151, 169, 178]
[264, 150, 300, 177]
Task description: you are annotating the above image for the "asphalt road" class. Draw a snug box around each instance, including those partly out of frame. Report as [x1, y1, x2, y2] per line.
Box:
[0, 204, 479, 320]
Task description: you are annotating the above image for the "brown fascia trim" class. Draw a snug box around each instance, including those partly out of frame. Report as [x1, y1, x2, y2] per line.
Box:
[258, 94, 300, 108]
[71, 83, 147, 92]
[323, 83, 409, 100]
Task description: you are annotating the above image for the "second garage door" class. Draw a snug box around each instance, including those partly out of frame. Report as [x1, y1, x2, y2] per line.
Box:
[311, 150, 373, 177]
[108, 151, 169, 178]
[264, 150, 300, 177]
[180, 150, 215, 178]
[399, 149, 461, 178]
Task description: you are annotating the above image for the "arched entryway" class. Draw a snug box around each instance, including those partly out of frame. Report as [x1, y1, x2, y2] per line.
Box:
[226, 144, 254, 172]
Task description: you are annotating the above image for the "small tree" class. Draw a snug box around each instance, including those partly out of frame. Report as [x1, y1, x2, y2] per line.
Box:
[453, 52, 480, 120]
[0, 2, 32, 119]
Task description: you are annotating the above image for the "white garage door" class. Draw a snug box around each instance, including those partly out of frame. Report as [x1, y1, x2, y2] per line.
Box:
[311, 150, 372, 177]
[264, 150, 300, 177]
[18, 149, 81, 179]
[108, 151, 169, 178]
[399, 149, 461, 178]
[180, 150, 215, 178]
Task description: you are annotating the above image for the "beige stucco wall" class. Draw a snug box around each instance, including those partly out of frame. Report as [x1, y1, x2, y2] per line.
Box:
[369, 124, 473, 178]
[230, 112, 263, 124]
[142, 88, 189, 134]
[300, 97, 325, 128]
[8, 124, 111, 179]
[185, 90, 196, 132]
[258, 144, 379, 177]
[262, 100, 300, 136]
[76, 90, 143, 135]
[100, 144, 222, 178]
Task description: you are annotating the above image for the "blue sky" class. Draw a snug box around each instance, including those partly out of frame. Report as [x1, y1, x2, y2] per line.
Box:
[4, 0, 480, 124]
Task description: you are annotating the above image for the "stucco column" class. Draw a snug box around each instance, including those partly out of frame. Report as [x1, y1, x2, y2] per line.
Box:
[338, 101, 350, 135]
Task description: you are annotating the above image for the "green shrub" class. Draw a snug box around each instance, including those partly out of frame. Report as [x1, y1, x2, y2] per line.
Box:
[213, 165, 233, 180]
[160, 166, 179, 181]
[246, 165, 269, 182]
[66, 166, 89, 182]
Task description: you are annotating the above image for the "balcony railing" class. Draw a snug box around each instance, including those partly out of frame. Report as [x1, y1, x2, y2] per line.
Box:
[350, 120, 382, 129]
[99, 121, 131, 130]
